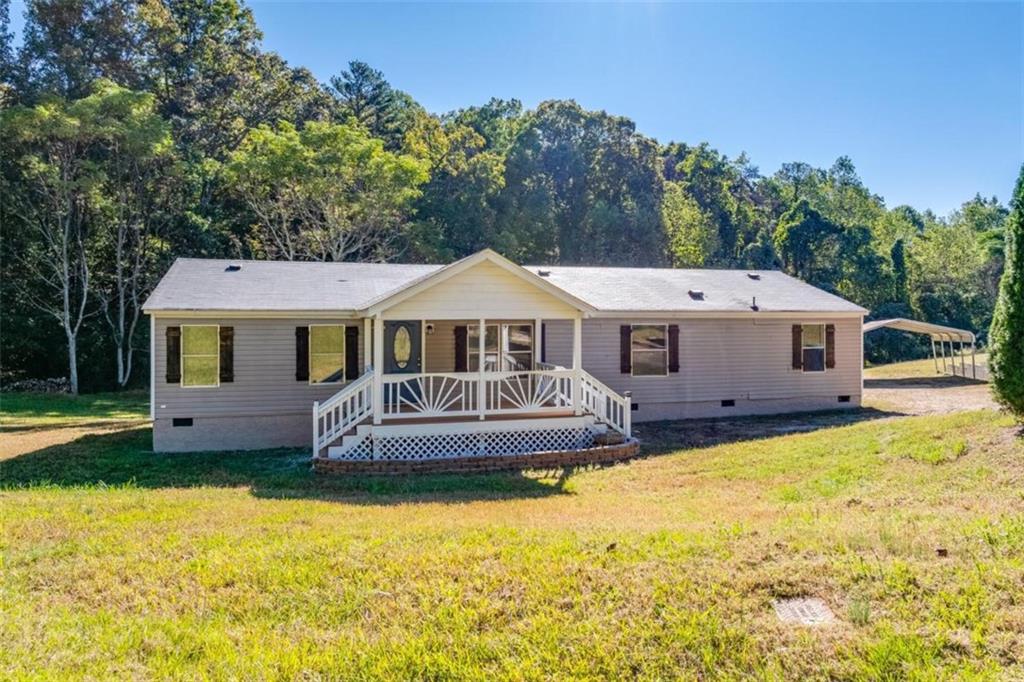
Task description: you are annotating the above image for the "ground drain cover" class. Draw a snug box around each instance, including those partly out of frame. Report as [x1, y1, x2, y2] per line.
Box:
[772, 597, 835, 626]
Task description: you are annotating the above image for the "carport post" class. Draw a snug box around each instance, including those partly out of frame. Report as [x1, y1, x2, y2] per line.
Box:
[971, 343, 977, 380]
[959, 340, 966, 378]
[931, 338, 939, 373]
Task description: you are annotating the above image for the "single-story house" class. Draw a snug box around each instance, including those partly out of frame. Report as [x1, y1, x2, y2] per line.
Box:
[143, 249, 865, 470]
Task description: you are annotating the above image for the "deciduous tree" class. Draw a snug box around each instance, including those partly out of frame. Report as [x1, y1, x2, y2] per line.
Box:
[225, 120, 428, 262]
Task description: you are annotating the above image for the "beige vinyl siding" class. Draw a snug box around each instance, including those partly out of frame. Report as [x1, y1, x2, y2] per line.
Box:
[385, 261, 579, 320]
[545, 317, 862, 404]
[153, 317, 363, 419]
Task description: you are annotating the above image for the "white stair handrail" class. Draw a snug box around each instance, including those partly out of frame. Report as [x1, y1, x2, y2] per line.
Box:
[538, 361, 631, 438]
[313, 370, 374, 456]
[578, 370, 632, 438]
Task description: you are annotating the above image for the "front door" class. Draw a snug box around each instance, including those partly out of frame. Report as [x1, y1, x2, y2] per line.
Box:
[383, 321, 422, 406]
[384, 321, 422, 374]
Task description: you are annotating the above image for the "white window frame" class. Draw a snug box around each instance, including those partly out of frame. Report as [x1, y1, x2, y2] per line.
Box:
[467, 323, 535, 372]
[180, 324, 220, 388]
[631, 324, 669, 378]
[502, 323, 534, 371]
[308, 323, 346, 385]
[801, 323, 827, 374]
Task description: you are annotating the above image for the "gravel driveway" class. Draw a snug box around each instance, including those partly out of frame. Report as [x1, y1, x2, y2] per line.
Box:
[862, 375, 996, 415]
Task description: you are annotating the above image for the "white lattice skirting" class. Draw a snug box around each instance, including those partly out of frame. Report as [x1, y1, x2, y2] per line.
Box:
[328, 418, 600, 462]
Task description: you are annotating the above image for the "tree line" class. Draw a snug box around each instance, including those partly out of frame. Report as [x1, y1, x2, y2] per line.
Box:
[0, 0, 1010, 393]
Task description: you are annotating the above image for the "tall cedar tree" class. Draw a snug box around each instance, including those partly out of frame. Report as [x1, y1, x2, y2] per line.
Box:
[988, 165, 1024, 417]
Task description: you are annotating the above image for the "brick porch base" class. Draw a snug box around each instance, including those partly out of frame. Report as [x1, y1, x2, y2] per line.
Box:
[312, 439, 640, 475]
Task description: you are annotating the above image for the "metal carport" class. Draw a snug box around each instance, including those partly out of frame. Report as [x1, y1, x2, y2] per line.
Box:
[863, 318, 984, 380]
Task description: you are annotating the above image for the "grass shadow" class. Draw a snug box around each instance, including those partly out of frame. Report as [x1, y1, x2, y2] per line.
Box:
[0, 426, 575, 504]
[864, 376, 987, 389]
[634, 407, 906, 457]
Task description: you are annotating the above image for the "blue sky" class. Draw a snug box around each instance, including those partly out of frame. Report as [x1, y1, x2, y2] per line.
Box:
[9, 2, 1023, 214]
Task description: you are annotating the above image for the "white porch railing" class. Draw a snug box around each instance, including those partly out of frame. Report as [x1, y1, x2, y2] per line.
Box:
[313, 370, 373, 455]
[579, 371, 631, 438]
[381, 369, 575, 419]
[484, 369, 574, 413]
[315, 365, 632, 455]
[382, 372, 479, 419]
[539, 361, 631, 438]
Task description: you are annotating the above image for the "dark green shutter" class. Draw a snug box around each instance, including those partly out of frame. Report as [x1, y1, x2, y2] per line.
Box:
[668, 324, 680, 373]
[166, 326, 181, 383]
[295, 327, 309, 381]
[620, 326, 631, 374]
[219, 327, 234, 383]
[454, 326, 468, 372]
[792, 325, 803, 369]
[345, 325, 359, 380]
[825, 324, 836, 369]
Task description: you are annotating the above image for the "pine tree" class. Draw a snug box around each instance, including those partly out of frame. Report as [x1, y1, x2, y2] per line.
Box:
[989, 164, 1024, 418]
[890, 238, 908, 301]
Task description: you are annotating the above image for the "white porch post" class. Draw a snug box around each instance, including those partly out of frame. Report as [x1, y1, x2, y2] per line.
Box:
[373, 314, 384, 425]
[363, 317, 372, 373]
[534, 318, 543, 366]
[572, 316, 582, 415]
[478, 317, 486, 420]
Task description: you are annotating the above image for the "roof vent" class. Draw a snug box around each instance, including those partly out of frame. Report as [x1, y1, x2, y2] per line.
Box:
[688, 289, 704, 300]
[225, 264, 241, 272]
[751, 296, 759, 312]
[537, 269, 551, 277]
[747, 272, 761, 280]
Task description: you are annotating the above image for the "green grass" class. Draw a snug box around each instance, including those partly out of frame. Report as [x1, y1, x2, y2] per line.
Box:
[0, 390, 149, 429]
[1, 395, 1022, 679]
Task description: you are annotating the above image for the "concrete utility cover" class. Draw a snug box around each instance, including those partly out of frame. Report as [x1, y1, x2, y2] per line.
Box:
[772, 597, 835, 626]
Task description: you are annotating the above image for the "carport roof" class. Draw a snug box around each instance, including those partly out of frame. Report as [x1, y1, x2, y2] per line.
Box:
[862, 318, 975, 343]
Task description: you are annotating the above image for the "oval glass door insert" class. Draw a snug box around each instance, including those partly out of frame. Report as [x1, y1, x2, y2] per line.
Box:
[394, 325, 412, 368]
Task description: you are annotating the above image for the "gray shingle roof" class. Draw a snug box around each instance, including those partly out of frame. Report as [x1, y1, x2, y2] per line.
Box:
[143, 259, 442, 312]
[143, 257, 866, 314]
[525, 266, 866, 313]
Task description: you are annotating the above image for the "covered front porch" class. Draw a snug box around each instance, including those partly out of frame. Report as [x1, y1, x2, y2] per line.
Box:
[314, 315, 631, 460]
[310, 250, 633, 464]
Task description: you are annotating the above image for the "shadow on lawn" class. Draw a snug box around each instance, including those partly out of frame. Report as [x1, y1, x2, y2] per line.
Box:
[864, 375, 987, 389]
[635, 407, 906, 457]
[0, 426, 574, 503]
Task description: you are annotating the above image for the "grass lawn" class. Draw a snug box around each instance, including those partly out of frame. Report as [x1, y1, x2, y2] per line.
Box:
[2, 394, 1022, 679]
[1, 389, 149, 429]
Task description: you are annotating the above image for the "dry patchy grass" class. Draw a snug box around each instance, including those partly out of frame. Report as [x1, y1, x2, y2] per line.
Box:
[1, 402, 1022, 679]
[865, 355, 988, 381]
